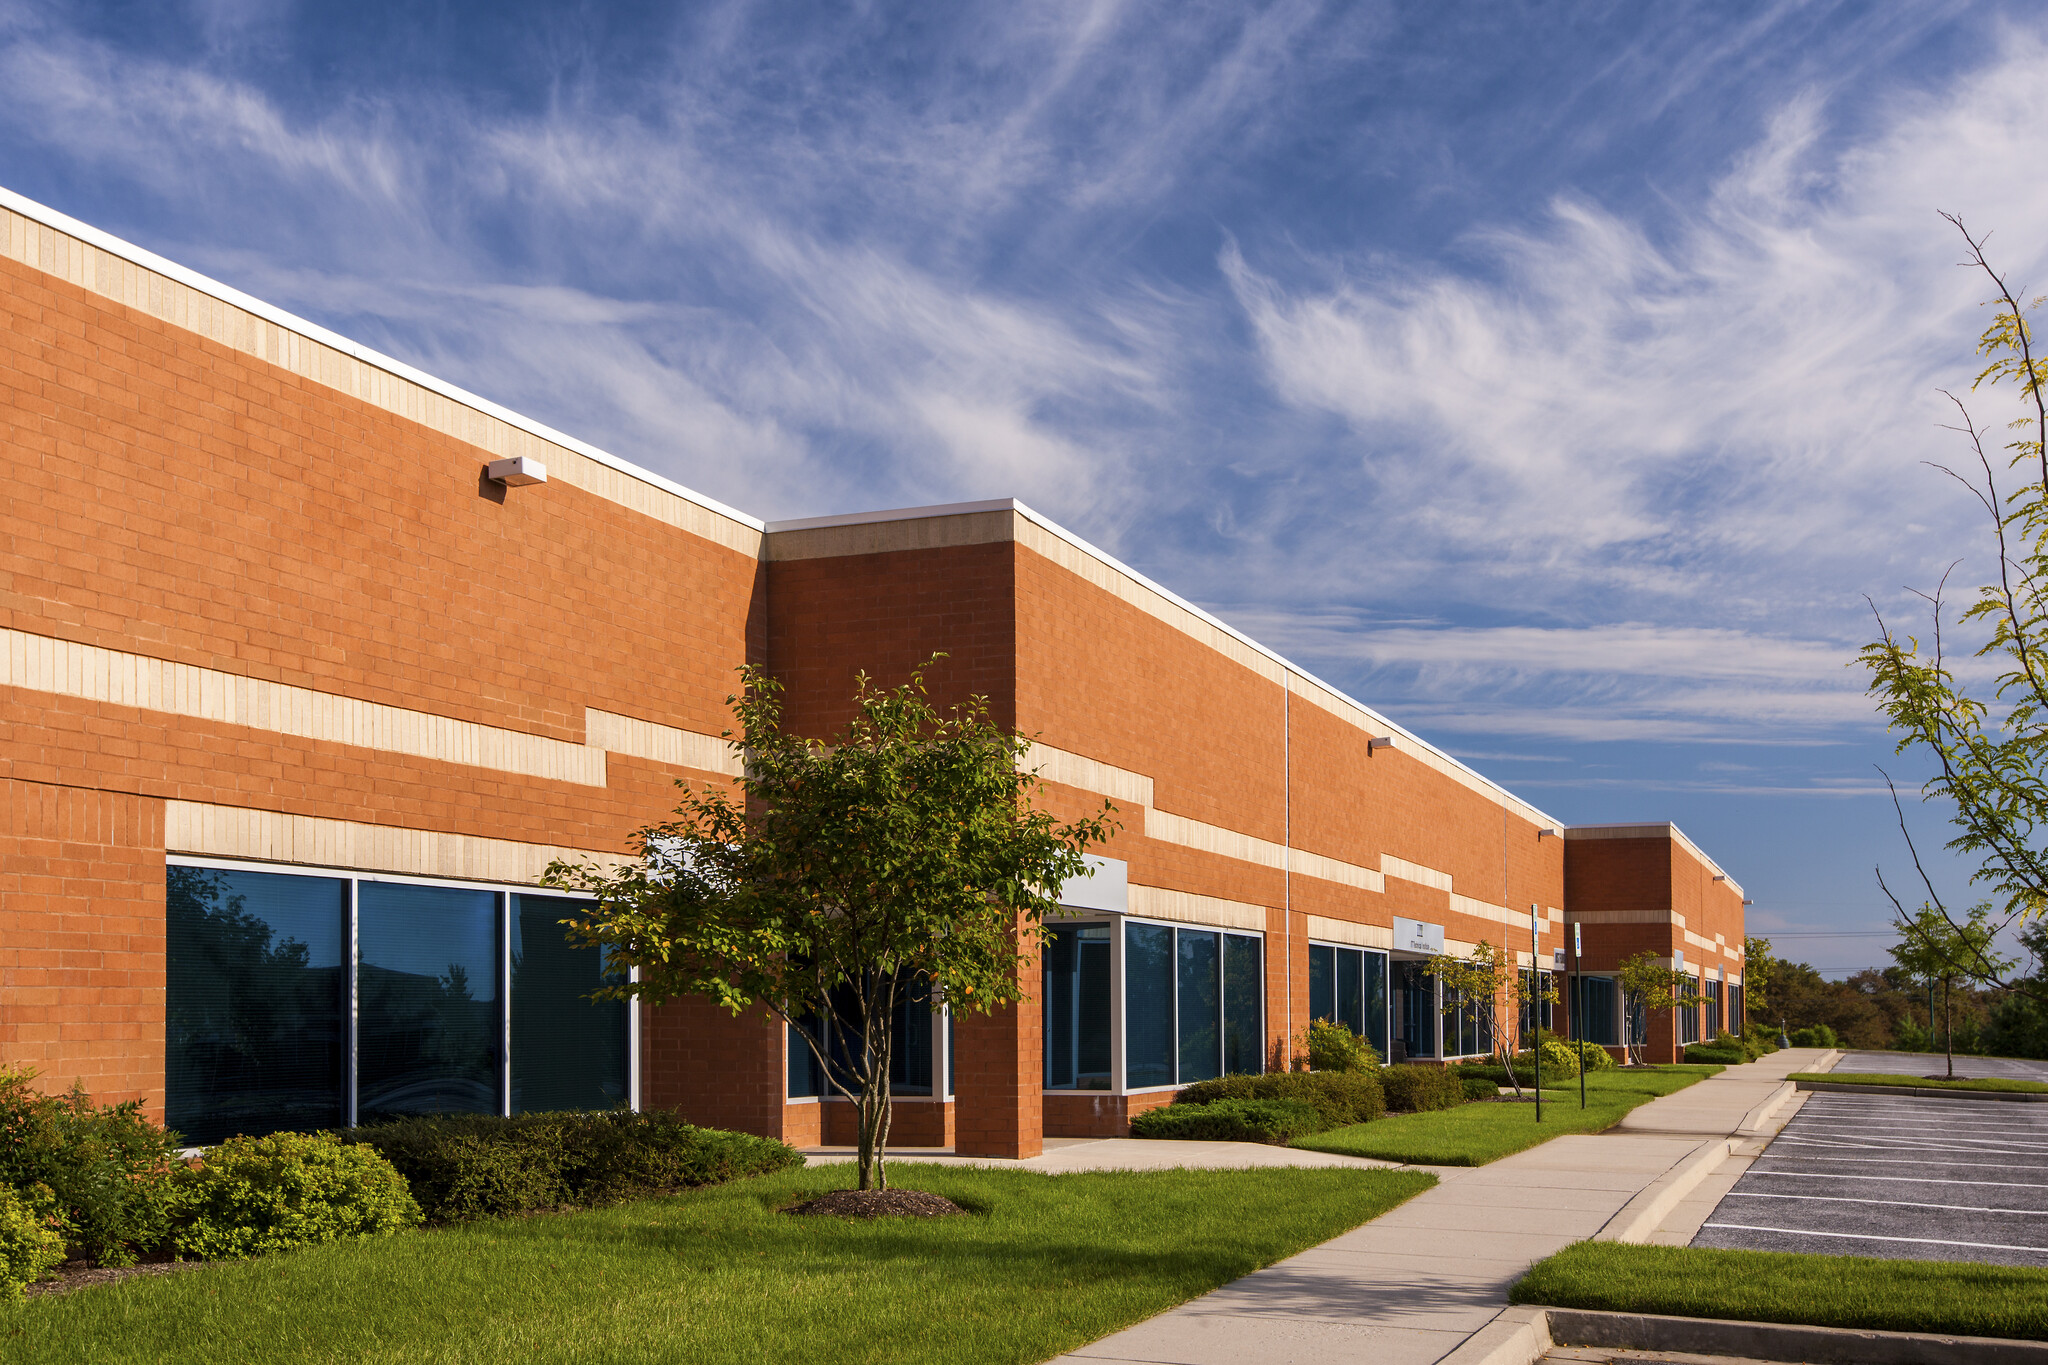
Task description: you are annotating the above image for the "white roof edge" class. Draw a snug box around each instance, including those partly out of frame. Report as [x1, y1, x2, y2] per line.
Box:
[763, 498, 1017, 534]
[762, 498, 1560, 828]
[1565, 820, 1743, 896]
[0, 184, 765, 535]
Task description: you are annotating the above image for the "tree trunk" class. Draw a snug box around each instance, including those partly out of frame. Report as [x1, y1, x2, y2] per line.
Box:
[856, 1083, 893, 1191]
[1945, 977, 1954, 1080]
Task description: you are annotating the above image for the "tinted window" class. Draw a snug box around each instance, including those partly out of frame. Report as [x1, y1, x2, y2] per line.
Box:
[509, 895, 627, 1113]
[357, 883, 500, 1120]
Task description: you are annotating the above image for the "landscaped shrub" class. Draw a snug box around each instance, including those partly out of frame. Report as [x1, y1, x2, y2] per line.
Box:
[1129, 1098, 1322, 1144]
[1379, 1065, 1466, 1112]
[0, 1185, 66, 1298]
[1580, 1044, 1618, 1071]
[1459, 1075, 1501, 1101]
[168, 1131, 422, 1260]
[1297, 1019, 1380, 1074]
[1175, 1070, 1385, 1128]
[0, 1066, 180, 1266]
[1683, 1044, 1745, 1065]
[1789, 1024, 1839, 1049]
[336, 1110, 801, 1223]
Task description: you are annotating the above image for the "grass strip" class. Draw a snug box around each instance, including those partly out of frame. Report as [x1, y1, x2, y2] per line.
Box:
[2, 1165, 1433, 1365]
[1512, 1240, 2048, 1341]
[1293, 1065, 1718, 1166]
[1293, 1091, 1647, 1165]
[1791, 1070, 2048, 1094]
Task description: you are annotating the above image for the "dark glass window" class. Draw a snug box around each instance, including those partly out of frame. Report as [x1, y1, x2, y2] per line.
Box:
[357, 883, 500, 1121]
[1361, 951, 1389, 1060]
[1222, 934, 1264, 1074]
[789, 1017, 825, 1097]
[1308, 944, 1335, 1024]
[1703, 979, 1723, 1039]
[1125, 922, 1175, 1088]
[1177, 931, 1221, 1084]
[1575, 975, 1619, 1047]
[509, 895, 627, 1113]
[891, 976, 935, 1096]
[1729, 983, 1745, 1037]
[165, 867, 346, 1144]
[1337, 948, 1364, 1036]
[1042, 925, 1113, 1090]
[1394, 960, 1437, 1059]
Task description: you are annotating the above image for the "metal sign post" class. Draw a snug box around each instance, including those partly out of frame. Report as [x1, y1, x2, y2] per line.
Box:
[1531, 903, 1541, 1124]
[1574, 919, 1586, 1110]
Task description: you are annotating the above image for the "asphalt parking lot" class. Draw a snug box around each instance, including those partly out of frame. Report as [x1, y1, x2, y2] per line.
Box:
[1838, 1048, 2048, 1082]
[1690, 1089, 2048, 1266]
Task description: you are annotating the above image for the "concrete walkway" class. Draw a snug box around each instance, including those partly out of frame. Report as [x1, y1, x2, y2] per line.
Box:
[1044, 1049, 1831, 1365]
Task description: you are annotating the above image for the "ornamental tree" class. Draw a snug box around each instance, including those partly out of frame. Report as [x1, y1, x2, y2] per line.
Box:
[1889, 902, 2010, 1078]
[1425, 940, 1552, 1095]
[543, 659, 1116, 1192]
[1862, 216, 2048, 1010]
[1614, 951, 1701, 1067]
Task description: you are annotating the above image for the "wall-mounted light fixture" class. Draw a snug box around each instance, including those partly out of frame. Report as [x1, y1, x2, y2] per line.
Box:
[487, 456, 548, 486]
[1712, 874, 1728, 882]
[1537, 826, 1561, 839]
[1742, 899, 1754, 906]
[1367, 735, 1396, 754]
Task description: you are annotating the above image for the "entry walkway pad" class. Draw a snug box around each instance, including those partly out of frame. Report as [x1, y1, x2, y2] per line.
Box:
[1691, 1089, 2048, 1266]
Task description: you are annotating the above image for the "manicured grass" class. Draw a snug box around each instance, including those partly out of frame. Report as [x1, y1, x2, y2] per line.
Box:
[1294, 1066, 1719, 1167]
[0, 1165, 1434, 1365]
[1293, 1092, 1645, 1165]
[1511, 1240, 2048, 1341]
[1791, 1070, 2048, 1094]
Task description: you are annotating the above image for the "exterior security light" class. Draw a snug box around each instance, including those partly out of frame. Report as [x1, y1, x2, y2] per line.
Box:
[1742, 898, 1754, 906]
[1367, 735, 1396, 753]
[1537, 826, 1561, 839]
[1712, 874, 1728, 882]
[487, 456, 548, 486]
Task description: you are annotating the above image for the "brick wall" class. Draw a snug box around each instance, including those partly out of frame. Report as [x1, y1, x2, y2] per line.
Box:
[0, 780, 165, 1105]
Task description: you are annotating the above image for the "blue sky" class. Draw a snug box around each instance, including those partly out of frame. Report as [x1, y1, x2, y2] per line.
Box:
[6, 0, 2046, 975]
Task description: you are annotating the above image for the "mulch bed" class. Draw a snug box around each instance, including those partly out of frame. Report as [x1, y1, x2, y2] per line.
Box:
[26, 1258, 202, 1298]
[783, 1189, 965, 1220]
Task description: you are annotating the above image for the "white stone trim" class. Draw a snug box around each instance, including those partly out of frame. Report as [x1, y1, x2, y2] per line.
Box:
[1305, 916, 1393, 949]
[586, 708, 742, 776]
[164, 802, 628, 885]
[1125, 885, 1268, 932]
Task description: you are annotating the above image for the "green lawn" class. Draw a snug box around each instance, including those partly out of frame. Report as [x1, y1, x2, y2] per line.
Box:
[1792, 1070, 2048, 1094]
[0, 1165, 1434, 1365]
[1512, 1240, 2048, 1341]
[1293, 1066, 1716, 1166]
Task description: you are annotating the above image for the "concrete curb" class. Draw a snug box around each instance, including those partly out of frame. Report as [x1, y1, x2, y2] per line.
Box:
[1796, 1078, 2048, 1103]
[1435, 1306, 1552, 1365]
[1591, 1137, 1734, 1244]
[1736, 1080, 1796, 1134]
[1544, 1307, 2048, 1364]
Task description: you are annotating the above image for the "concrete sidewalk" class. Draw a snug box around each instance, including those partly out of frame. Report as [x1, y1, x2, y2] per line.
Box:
[1047, 1048, 1829, 1365]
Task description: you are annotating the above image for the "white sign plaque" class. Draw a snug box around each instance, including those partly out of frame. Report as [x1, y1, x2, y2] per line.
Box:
[1392, 916, 1444, 955]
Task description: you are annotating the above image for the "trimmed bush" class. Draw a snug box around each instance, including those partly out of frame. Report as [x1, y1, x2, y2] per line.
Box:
[1684, 1044, 1746, 1065]
[1379, 1065, 1466, 1112]
[169, 1131, 422, 1260]
[1580, 1044, 1618, 1071]
[1459, 1075, 1501, 1101]
[1129, 1098, 1322, 1144]
[0, 1066, 180, 1266]
[336, 1110, 802, 1223]
[1789, 1024, 1839, 1049]
[0, 1185, 66, 1298]
[1298, 1020, 1380, 1074]
[1175, 1070, 1385, 1128]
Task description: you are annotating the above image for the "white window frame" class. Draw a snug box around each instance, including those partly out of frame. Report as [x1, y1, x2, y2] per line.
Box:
[166, 856, 636, 1121]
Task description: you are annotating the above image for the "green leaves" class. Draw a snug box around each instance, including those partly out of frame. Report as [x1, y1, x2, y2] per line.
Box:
[544, 656, 1117, 1187]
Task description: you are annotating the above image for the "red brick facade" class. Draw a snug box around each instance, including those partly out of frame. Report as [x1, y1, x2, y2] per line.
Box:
[0, 190, 1742, 1149]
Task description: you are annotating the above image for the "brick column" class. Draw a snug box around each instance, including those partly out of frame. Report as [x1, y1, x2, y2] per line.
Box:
[0, 780, 166, 1114]
[953, 929, 1042, 1158]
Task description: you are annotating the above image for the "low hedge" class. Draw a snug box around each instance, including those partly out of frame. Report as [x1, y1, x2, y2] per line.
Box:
[335, 1110, 802, 1223]
[1380, 1065, 1466, 1113]
[1459, 1075, 1501, 1101]
[1684, 1044, 1747, 1065]
[1129, 1098, 1323, 1144]
[169, 1131, 421, 1260]
[1174, 1070, 1386, 1128]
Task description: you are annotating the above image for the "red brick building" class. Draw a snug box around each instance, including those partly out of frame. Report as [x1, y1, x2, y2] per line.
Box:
[0, 186, 1743, 1156]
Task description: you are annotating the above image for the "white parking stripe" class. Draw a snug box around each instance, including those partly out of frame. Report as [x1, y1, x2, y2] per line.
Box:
[1747, 1170, 2048, 1190]
[1726, 1191, 2047, 1216]
[1702, 1223, 2048, 1254]
[1768, 1135, 2048, 1156]
[1755, 1153, 2039, 1171]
